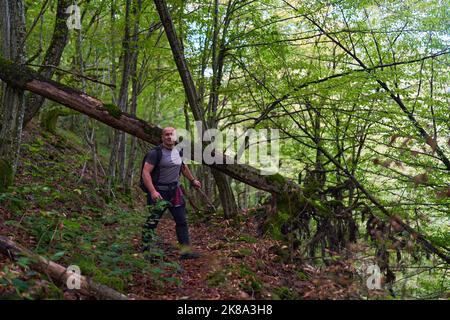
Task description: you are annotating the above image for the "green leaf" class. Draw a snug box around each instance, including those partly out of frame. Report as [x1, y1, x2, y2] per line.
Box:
[17, 257, 31, 268]
[11, 278, 29, 292]
[51, 251, 66, 261]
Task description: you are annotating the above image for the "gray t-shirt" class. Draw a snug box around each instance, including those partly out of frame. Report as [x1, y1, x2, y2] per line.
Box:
[145, 146, 183, 184]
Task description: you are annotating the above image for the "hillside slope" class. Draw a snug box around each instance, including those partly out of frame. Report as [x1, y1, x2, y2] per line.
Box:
[0, 125, 372, 300]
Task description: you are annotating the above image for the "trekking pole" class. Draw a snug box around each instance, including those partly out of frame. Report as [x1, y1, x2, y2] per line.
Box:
[180, 184, 216, 213]
[195, 187, 216, 213]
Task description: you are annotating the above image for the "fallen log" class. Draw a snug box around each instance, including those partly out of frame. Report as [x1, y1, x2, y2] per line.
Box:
[0, 56, 300, 196]
[0, 236, 129, 300]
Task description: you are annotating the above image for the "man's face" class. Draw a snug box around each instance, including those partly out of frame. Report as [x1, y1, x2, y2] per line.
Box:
[162, 128, 176, 146]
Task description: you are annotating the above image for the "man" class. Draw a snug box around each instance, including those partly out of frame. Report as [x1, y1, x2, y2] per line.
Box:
[141, 127, 202, 260]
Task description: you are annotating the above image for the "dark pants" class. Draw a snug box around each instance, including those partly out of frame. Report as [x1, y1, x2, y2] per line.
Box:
[142, 188, 190, 246]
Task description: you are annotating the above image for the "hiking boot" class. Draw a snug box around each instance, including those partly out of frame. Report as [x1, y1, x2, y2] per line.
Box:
[179, 251, 201, 260]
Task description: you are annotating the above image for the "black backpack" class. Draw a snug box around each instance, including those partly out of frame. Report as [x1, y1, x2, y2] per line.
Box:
[139, 145, 183, 193]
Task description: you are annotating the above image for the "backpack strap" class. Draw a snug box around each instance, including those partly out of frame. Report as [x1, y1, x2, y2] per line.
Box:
[150, 145, 163, 185]
[178, 148, 184, 176]
[139, 144, 162, 193]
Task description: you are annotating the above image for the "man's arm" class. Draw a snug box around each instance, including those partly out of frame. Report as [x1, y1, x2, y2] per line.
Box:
[181, 164, 201, 189]
[142, 162, 162, 200]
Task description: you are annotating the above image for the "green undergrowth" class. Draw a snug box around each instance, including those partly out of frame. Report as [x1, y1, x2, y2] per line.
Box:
[0, 127, 180, 299]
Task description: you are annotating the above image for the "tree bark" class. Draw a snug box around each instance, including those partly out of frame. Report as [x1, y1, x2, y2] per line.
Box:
[124, 0, 142, 190]
[211, 168, 238, 218]
[107, 0, 119, 194]
[0, 0, 26, 186]
[22, 0, 71, 127]
[0, 236, 129, 300]
[153, 0, 204, 123]
[109, 0, 133, 190]
[206, 0, 238, 218]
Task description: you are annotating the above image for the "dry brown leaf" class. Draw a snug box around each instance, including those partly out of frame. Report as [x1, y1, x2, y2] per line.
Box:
[238, 290, 250, 299]
[388, 134, 400, 146]
[381, 160, 392, 168]
[389, 216, 404, 233]
[436, 187, 450, 199]
[426, 136, 437, 153]
[401, 136, 413, 148]
[411, 150, 419, 156]
[412, 173, 428, 186]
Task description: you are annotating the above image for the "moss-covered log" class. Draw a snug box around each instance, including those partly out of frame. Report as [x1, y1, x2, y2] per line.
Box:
[0, 236, 130, 300]
[0, 57, 301, 195]
[40, 105, 78, 133]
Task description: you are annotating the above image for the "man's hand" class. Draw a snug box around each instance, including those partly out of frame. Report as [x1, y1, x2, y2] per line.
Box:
[151, 190, 163, 201]
[191, 179, 202, 189]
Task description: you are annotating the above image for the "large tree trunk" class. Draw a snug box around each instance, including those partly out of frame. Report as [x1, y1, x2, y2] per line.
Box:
[153, 0, 239, 217]
[0, 0, 26, 190]
[211, 168, 238, 218]
[109, 0, 133, 190]
[107, 1, 119, 194]
[124, 0, 142, 191]
[153, 0, 204, 123]
[0, 236, 129, 300]
[0, 57, 299, 195]
[206, 0, 238, 218]
[22, 0, 71, 127]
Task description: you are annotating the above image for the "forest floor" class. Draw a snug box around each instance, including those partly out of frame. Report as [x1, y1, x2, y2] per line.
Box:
[0, 124, 379, 300]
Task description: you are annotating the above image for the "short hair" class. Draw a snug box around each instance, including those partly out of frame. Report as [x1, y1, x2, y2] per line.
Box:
[162, 127, 176, 135]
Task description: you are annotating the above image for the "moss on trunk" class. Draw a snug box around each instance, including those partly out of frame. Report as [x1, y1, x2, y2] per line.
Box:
[103, 103, 122, 119]
[0, 158, 13, 193]
[0, 56, 34, 88]
[40, 105, 78, 133]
